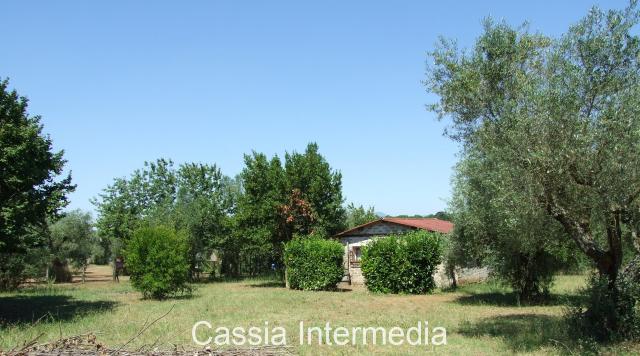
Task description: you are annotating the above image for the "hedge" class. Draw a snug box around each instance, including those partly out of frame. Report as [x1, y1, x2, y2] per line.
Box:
[125, 226, 191, 299]
[361, 230, 443, 294]
[284, 236, 344, 291]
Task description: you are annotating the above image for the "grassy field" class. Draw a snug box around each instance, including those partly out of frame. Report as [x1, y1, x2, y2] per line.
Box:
[0, 266, 638, 355]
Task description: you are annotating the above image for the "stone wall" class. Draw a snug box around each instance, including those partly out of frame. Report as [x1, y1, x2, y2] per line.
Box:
[340, 228, 489, 288]
[349, 263, 489, 288]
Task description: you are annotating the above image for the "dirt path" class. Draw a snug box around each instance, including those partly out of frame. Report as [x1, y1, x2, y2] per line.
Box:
[71, 264, 128, 283]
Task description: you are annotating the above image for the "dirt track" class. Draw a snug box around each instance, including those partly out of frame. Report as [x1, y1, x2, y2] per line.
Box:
[70, 265, 128, 284]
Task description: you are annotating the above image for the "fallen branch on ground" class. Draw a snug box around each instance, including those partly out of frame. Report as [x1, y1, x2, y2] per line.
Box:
[4, 332, 293, 355]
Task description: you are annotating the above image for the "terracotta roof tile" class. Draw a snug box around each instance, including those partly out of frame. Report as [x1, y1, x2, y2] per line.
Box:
[335, 217, 454, 237]
[382, 217, 453, 234]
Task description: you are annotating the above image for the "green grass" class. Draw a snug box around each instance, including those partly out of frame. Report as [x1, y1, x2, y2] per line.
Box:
[1, 267, 638, 355]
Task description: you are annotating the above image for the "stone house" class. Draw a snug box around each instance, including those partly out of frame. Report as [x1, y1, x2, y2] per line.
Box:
[335, 217, 487, 288]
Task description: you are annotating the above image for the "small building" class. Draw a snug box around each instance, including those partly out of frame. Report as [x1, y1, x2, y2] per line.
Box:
[335, 217, 487, 287]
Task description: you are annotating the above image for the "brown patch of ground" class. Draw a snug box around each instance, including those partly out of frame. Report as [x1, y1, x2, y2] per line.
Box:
[68, 264, 129, 284]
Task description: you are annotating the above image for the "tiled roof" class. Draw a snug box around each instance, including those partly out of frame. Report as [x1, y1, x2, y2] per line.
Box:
[382, 217, 453, 234]
[335, 217, 454, 237]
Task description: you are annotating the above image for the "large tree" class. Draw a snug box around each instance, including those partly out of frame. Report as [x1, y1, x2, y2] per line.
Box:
[284, 143, 346, 236]
[427, 3, 640, 289]
[94, 159, 235, 278]
[0, 79, 74, 289]
[173, 163, 236, 278]
[93, 159, 175, 260]
[235, 143, 346, 270]
[448, 148, 581, 301]
[235, 152, 287, 273]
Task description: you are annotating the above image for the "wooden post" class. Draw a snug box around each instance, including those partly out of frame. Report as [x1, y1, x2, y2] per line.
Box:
[285, 268, 290, 289]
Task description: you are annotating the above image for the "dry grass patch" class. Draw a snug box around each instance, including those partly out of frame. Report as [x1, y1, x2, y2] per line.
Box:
[1, 267, 637, 355]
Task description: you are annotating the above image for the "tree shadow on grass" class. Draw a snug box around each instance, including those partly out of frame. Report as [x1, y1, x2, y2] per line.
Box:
[454, 291, 585, 307]
[0, 295, 117, 327]
[247, 281, 352, 292]
[249, 281, 286, 288]
[458, 314, 569, 353]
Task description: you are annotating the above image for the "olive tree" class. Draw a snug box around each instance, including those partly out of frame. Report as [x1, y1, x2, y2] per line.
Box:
[449, 149, 581, 301]
[427, 2, 640, 290]
[48, 210, 97, 282]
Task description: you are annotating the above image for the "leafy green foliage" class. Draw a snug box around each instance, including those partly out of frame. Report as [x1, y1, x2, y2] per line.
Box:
[0, 78, 75, 290]
[566, 274, 640, 342]
[448, 152, 581, 302]
[236, 143, 346, 273]
[427, 1, 640, 335]
[93, 158, 178, 247]
[172, 164, 237, 278]
[125, 226, 190, 299]
[0, 248, 47, 290]
[95, 143, 346, 279]
[427, 2, 640, 282]
[48, 210, 99, 282]
[361, 230, 443, 294]
[283, 236, 344, 291]
[345, 203, 378, 228]
[93, 160, 236, 278]
[234, 152, 287, 276]
[284, 143, 346, 236]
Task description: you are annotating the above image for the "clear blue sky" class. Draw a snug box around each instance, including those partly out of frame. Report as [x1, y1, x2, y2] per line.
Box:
[2, 1, 621, 217]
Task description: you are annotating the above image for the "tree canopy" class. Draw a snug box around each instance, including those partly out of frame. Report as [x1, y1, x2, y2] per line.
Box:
[235, 143, 346, 270]
[345, 203, 378, 228]
[0, 79, 75, 289]
[427, 3, 640, 288]
[93, 159, 236, 277]
[0, 79, 75, 254]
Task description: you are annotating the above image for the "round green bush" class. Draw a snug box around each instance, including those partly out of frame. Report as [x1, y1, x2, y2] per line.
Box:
[125, 226, 191, 299]
[361, 230, 443, 294]
[284, 236, 344, 291]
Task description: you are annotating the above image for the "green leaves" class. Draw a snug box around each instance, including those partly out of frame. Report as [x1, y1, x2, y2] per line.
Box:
[235, 143, 346, 269]
[48, 209, 96, 270]
[361, 230, 443, 294]
[345, 203, 378, 228]
[283, 235, 344, 291]
[284, 143, 346, 236]
[428, 3, 640, 291]
[0, 79, 74, 289]
[0, 79, 75, 254]
[93, 159, 236, 278]
[125, 226, 191, 299]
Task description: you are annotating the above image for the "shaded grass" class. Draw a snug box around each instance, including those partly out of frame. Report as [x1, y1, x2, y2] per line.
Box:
[0, 269, 636, 355]
[451, 277, 587, 307]
[0, 294, 117, 325]
[458, 314, 565, 352]
[248, 280, 286, 288]
[454, 290, 586, 307]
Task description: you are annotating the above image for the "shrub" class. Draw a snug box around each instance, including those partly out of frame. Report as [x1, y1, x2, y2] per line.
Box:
[361, 230, 443, 294]
[125, 226, 191, 299]
[0, 253, 29, 290]
[284, 236, 344, 291]
[0, 248, 49, 290]
[566, 273, 640, 343]
[488, 249, 562, 304]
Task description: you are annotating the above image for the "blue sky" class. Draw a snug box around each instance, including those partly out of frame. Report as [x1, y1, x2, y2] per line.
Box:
[2, 1, 621, 217]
